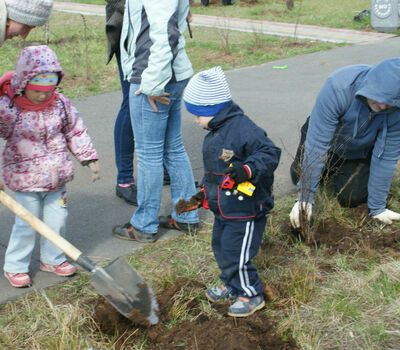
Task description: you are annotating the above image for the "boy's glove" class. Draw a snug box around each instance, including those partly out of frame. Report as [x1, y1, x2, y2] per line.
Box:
[176, 191, 205, 215]
[289, 201, 312, 228]
[372, 209, 400, 224]
[87, 160, 100, 182]
[224, 164, 250, 184]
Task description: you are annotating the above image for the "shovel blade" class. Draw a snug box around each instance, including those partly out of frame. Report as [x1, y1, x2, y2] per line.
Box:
[90, 257, 159, 325]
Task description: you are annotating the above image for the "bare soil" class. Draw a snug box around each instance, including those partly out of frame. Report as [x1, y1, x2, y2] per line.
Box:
[91, 204, 400, 349]
[282, 204, 400, 259]
[93, 277, 299, 350]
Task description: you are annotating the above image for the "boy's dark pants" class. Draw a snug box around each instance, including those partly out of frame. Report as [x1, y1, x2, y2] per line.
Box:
[211, 213, 266, 297]
[290, 117, 370, 208]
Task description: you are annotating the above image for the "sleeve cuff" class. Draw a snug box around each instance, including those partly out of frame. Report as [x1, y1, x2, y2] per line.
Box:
[243, 164, 252, 179]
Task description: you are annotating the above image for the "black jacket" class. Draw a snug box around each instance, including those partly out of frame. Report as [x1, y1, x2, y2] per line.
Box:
[105, 0, 125, 64]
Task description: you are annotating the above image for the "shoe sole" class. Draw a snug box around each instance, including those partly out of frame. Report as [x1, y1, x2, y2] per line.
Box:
[205, 292, 217, 303]
[227, 300, 265, 317]
[4, 274, 32, 288]
[116, 190, 138, 206]
[112, 231, 157, 243]
[40, 267, 76, 277]
[205, 289, 236, 303]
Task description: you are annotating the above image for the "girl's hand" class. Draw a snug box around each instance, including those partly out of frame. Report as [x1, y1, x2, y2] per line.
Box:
[88, 161, 100, 182]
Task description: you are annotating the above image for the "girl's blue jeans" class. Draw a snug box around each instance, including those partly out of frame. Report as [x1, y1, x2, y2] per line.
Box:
[4, 187, 68, 273]
[129, 79, 199, 233]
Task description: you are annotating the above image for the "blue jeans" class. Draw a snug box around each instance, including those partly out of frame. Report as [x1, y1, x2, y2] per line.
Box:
[129, 79, 199, 233]
[4, 187, 68, 273]
[114, 50, 135, 185]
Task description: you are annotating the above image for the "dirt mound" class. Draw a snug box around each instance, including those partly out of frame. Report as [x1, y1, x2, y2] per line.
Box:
[312, 219, 400, 257]
[283, 204, 400, 258]
[93, 277, 298, 350]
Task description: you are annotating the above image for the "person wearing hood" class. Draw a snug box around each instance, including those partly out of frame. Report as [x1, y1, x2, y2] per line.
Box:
[178, 66, 281, 317]
[0, 45, 99, 288]
[0, 0, 53, 46]
[289, 58, 400, 228]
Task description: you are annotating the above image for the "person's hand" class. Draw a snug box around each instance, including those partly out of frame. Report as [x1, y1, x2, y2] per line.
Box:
[176, 191, 204, 215]
[289, 201, 312, 228]
[372, 209, 400, 224]
[224, 164, 250, 184]
[88, 161, 100, 182]
[135, 89, 170, 112]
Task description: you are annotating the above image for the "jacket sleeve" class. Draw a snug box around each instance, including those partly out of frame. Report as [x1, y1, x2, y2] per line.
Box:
[368, 115, 400, 216]
[297, 76, 349, 203]
[240, 122, 281, 183]
[61, 98, 98, 163]
[139, 0, 182, 96]
[0, 97, 17, 139]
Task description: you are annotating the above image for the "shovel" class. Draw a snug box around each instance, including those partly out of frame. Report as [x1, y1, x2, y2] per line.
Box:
[0, 190, 159, 325]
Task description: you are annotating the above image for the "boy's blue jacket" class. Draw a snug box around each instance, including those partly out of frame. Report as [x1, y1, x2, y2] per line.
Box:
[202, 101, 281, 219]
[299, 58, 400, 216]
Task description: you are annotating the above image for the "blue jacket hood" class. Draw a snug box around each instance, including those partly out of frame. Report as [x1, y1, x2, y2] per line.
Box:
[356, 58, 400, 108]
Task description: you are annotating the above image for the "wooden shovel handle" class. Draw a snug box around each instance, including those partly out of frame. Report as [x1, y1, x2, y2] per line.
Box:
[0, 190, 83, 261]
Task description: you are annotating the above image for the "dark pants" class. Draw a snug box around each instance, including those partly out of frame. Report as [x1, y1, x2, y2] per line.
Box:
[212, 214, 266, 297]
[290, 117, 370, 208]
[114, 50, 135, 185]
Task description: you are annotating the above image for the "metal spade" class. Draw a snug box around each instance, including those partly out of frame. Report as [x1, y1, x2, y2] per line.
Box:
[0, 190, 159, 325]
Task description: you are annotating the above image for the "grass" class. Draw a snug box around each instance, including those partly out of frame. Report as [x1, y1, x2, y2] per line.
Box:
[2, 185, 400, 349]
[190, 0, 373, 30]
[57, 0, 374, 30]
[0, 11, 341, 99]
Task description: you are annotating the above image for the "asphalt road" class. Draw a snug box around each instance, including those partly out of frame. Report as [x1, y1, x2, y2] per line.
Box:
[0, 27, 399, 303]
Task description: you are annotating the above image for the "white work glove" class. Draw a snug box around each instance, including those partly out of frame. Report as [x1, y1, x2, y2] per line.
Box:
[289, 201, 313, 228]
[88, 161, 100, 182]
[372, 209, 400, 224]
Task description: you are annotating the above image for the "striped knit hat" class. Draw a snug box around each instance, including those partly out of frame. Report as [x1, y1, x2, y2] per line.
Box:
[26, 73, 58, 91]
[5, 0, 53, 27]
[184, 66, 232, 116]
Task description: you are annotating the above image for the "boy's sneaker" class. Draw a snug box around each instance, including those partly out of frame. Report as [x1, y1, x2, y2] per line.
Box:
[159, 215, 199, 235]
[40, 261, 77, 277]
[4, 271, 32, 288]
[205, 285, 237, 302]
[227, 295, 265, 317]
[4, 272, 32, 288]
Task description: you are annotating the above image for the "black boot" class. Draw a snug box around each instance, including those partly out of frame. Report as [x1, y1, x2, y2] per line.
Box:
[222, 0, 235, 5]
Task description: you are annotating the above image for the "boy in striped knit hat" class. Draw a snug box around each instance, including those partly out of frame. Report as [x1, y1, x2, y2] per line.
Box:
[179, 66, 281, 317]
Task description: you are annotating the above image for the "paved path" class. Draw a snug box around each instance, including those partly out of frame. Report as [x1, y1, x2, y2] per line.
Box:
[53, 1, 396, 44]
[0, 2, 399, 304]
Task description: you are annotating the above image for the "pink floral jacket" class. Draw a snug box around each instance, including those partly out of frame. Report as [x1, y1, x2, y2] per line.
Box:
[0, 45, 98, 192]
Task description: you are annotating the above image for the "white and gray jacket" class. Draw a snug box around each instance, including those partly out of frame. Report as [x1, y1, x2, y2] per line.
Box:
[120, 0, 193, 96]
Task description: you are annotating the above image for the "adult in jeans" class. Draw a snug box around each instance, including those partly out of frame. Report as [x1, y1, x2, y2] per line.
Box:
[289, 58, 400, 228]
[105, 0, 171, 206]
[0, 0, 54, 191]
[112, 0, 199, 242]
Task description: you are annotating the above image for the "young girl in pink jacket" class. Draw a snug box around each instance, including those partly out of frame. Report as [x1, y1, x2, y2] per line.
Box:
[0, 45, 99, 288]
